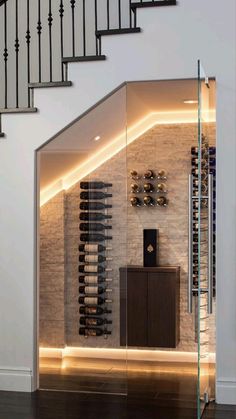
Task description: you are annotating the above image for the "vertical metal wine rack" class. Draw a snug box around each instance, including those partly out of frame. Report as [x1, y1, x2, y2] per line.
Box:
[78, 182, 113, 338]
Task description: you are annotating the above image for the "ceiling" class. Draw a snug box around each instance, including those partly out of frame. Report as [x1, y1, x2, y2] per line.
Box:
[40, 79, 216, 190]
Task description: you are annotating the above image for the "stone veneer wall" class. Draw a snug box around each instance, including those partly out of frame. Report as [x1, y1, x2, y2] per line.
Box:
[40, 190, 65, 347]
[40, 122, 216, 352]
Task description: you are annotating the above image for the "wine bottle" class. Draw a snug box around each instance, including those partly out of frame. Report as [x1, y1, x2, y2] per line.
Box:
[131, 183, 142, 193]
[192, 199, 208, 209]
[79, 244, 112, 253]
[209, 157, 216, 166]
[80, 223, 112, 232]
[209, 168, 216, 176]
[79, 305, 112, 315]
[80, 181, 112, 189]
[157, 183, 167, 192]
[193, 183, 208, 196]
[157, 169, 167, 179]
[79, 254, 112, 263]
[80, 317, 112, 326]
[209, 147, 216, 155]
[80, 213, 112, 221]
[191, 169, 208, 180]
[79, 327, 111, 337]
[80, 191, 112, 200]
[80, 202, 112, 211]
[80, 233, 112, 242]
[191, 158, 208, 169]
[191, 147, 208, 157]
[144, 170, 155, 179]
[156, 196, 168, 207]
[130, 170, 140, 180]
[78, 296, 112, 305]
[143, 195, 155, 206]
[130, 197, 142, 207]
[79, 285, 112, 295]
[79, 276, 112, 284]
[79, 265, 112, 273]
[143, 183, 155, 193]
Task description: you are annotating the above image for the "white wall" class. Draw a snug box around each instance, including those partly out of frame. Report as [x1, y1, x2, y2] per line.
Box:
[0, 0, 235, 403]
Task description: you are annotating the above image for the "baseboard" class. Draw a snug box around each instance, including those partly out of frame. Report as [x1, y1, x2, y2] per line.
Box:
[40, 346, 216, 364]
[216, 378, 236, 405]
[0, 367, 32, 392]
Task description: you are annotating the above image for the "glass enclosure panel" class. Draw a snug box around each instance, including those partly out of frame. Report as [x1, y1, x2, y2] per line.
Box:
[125, 80, 201, 409]
[38, 85, 128, 395]
[197, 61, 216, 417]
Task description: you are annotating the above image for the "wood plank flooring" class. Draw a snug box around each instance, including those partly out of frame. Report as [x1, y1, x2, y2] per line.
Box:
[0, 390, 235, 419]
[36, 357, 228, 418]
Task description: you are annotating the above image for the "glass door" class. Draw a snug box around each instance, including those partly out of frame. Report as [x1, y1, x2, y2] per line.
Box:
[197, 60, 215, 418]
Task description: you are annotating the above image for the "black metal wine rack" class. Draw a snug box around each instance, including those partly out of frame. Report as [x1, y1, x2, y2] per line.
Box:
[78, 181, 113, 338]
[191, 139, 216, 294]
[129, 169, 169, 207]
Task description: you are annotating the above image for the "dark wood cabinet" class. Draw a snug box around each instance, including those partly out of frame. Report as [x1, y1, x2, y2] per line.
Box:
[120, 266, 180, 348]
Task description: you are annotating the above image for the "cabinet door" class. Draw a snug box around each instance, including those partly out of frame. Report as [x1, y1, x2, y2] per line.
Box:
[148, 272, 176, 348]
[127, 271, 148, 347]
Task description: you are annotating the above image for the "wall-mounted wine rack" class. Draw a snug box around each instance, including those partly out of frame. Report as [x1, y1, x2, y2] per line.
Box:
[78, 181, 113, 338]
[129, 169, 169, 207]
[188, 135, 216, 312]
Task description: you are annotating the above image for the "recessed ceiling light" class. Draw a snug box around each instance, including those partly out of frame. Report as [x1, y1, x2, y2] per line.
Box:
[183, 100, 198, 104]
[94, 135, 101, 141]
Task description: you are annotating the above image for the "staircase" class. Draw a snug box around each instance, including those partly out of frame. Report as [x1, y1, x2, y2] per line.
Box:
[0, 0, 176, 137]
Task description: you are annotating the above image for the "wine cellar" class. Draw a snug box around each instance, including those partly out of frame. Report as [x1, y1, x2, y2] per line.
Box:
[38, 79, 216, 398]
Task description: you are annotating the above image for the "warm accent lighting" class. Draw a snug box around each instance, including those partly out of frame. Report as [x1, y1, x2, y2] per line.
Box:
[184, 100, 198, 104]
[39, 346, 216, 364]
[94, 135, 101, 141]
[40, 109, 216, 206]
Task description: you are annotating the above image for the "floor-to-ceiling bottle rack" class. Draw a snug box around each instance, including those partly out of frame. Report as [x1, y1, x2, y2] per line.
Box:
[189, 136, 216, 295]
[78, 181, 113, 338]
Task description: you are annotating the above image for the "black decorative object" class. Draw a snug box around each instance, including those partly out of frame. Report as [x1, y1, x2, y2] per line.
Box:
[143, 229, 159, 267]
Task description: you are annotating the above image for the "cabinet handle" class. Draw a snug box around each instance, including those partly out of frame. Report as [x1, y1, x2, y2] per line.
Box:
[188, 175, 193, 313]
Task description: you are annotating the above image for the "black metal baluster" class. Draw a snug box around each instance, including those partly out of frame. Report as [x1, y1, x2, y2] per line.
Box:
[95, 0, 98, 55]
[48, 0, 53, 82]
[107, 0, 110, 30]
[118, 0, 121, 29]
[70, 0, 75, 57]
[37, 0, 42, 83]
[59, 1, 64, 81]
[26, 0, 31, 107]
[129, 0, 132, 28]
[83, 0, 86, 56]
[3, 2, 8, 109]
[15, 0, 19, 108]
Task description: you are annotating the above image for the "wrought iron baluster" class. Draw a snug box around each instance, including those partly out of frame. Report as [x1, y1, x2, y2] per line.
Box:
[3, 2, 8, 108]
[129, 0, 132, 28]
[95, 0, 98, 55]
[107, 0, 110, 30]
[26, 0, 31, 107]
[83, 0, 86, 56]
[48, 0, 53, 82]
[70, 0, 75, 57]
[15, 0, 19, 107]
[118, 0, 121, 29]
[59, 0, 64, 81]
[37, 0, 42, 82]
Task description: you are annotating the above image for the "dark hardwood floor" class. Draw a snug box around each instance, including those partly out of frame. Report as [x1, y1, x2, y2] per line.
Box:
[0, 390, 235, 419]
[0, 358, 232, 418]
